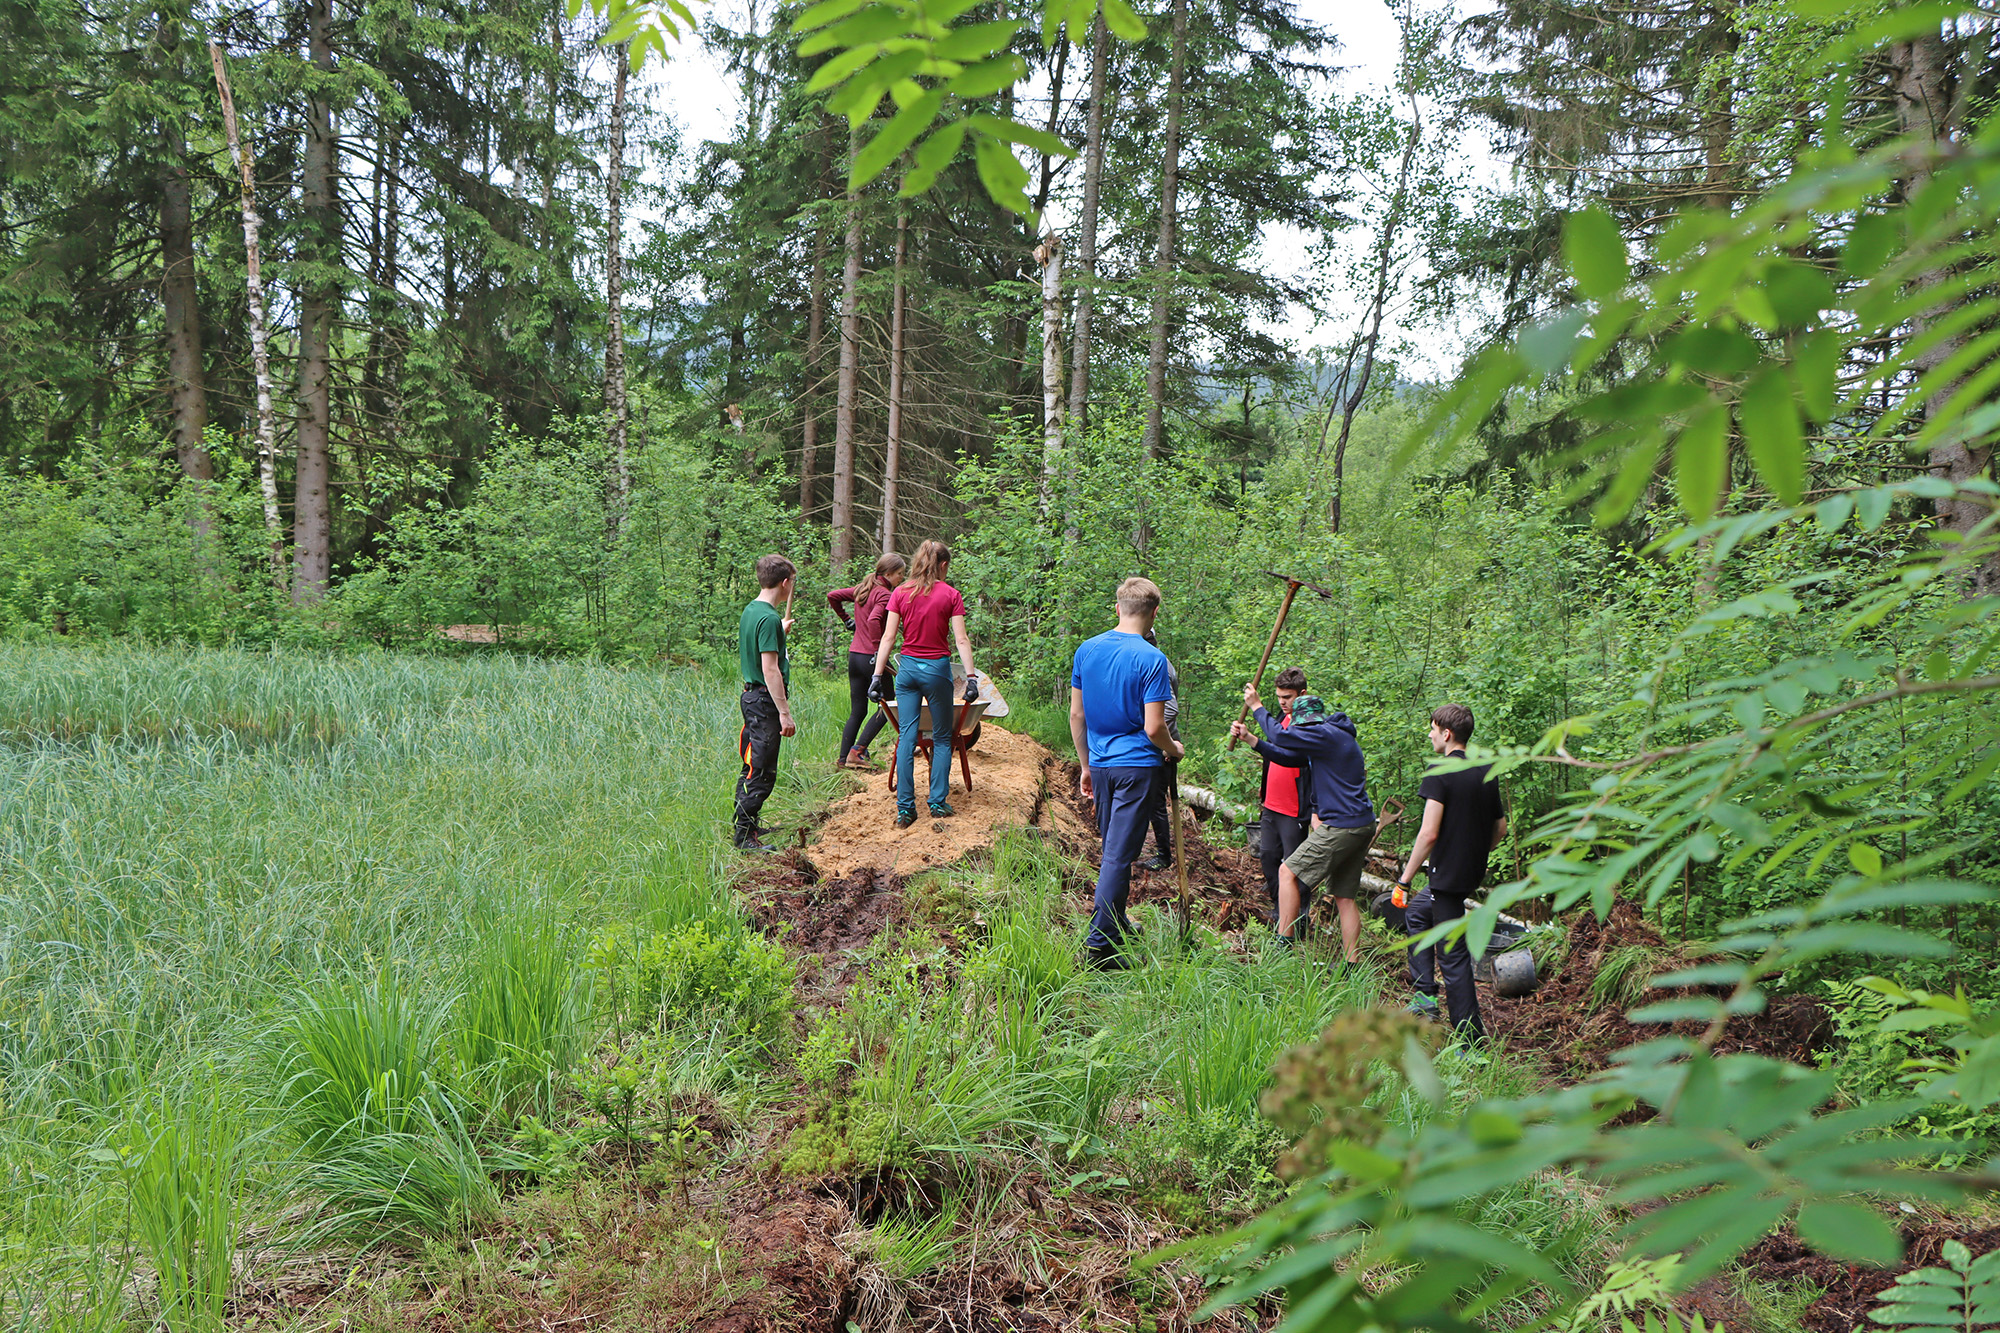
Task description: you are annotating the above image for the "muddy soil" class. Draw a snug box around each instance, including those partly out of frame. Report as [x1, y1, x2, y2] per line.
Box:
[1743, 1219, 2000, 1333]
[1483, 899, 1832, 1075]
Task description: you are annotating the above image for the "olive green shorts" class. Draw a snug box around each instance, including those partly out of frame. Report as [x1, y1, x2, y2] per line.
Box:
[1283, 822, 1373, 899]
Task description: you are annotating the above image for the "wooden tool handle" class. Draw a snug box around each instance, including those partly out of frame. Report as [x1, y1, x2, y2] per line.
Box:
[1227, 581, 1302, 750]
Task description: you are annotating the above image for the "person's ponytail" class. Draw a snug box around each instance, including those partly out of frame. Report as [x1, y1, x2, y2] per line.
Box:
[906, 540, 950, 599]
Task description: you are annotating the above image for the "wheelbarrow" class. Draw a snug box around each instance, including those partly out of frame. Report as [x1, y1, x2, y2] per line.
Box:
[876, 693, 992, 796]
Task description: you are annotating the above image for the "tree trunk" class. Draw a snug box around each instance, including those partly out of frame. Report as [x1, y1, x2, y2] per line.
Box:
[1067, 6, 1110, 432]
[1140, 0, 1186, 459]
[161, 129, 210, 480]
[293, 0, 337, 604]
[1037, 235, 1063, 517]
[831, 162, 863, 580]
[209, 42, 284, 583]
[1891, 28, 1994, 585]
[883, 210, 907, 555]
[801, 216, 827, 520]
[1321, 85, 1421, 535]
[605, 50, 630, 513]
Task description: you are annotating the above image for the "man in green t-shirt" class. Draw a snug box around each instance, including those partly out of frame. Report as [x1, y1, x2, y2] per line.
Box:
[734, 554, 797, 852]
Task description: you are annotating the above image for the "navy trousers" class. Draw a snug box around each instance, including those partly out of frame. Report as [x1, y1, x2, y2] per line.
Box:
[1087, 766, 1160, 951]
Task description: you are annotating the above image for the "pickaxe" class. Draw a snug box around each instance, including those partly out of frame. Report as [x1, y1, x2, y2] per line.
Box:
[1228, 570, 1336, 750]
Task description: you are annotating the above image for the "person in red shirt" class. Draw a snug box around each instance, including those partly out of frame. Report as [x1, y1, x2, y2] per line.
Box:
[1246, 666, 1313, 927]
[869, 540, 978, 826]
[828, 552, 907, 771]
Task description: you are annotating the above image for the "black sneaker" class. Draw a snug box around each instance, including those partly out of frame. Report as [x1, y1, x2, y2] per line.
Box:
[895, 809, 918, 828]
[928, 801, 955, 818]
[1085, 944, 1131, 972]
[1141, 855, 1170, 872]
[734, 837, 774, 854]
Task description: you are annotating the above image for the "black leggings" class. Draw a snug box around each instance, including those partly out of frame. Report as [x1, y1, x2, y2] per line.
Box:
[840, 650, 889, 757]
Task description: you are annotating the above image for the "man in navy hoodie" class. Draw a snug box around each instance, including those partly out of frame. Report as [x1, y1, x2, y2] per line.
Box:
[1230, 685, 1374, 963]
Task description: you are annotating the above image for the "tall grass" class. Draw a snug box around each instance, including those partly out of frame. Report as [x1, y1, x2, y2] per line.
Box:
[0, 642, 841, 1305]
[452, 921, 592, 1121]
[116, 1094, 246, 1333]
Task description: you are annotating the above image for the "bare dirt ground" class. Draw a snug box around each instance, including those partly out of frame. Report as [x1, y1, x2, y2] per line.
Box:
[803, 727, 1091, 879]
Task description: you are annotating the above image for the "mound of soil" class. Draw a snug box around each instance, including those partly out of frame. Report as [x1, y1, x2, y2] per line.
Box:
[740, 860, 907, 1000]
[806, 728, 1091, 879]
[702, 1191, 856, 1333]
[1483, 900, 1832, 1075]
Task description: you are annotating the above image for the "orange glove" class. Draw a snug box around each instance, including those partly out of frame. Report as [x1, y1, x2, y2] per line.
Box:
[1391, 884, 1407, 909]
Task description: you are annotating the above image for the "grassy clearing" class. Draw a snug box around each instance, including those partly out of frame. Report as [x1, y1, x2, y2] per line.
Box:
[0, 641, 841, 1321]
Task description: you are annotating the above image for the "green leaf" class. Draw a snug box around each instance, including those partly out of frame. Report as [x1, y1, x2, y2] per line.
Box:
[1668, 325, 1764, 377]
[1798, 1201, 1903, 1266]
[931, 18, 1021, 59]
[1765, 259, 1834, 328]
[1738, 366, 1805, 505]
[798, 4, 909, 55]
[963, 112, 1072, 157]
[973, 135, 1030, 215]
[1795, 331, 1841, 423]
[1847, 842, 1883, 877]
[1675, 401, 1731, 521]
[1565, 206, 1628, 300]
[1841, 211, 1901, 277]
[1856, 486, 1894, 531]
[852, 90, 945, 185]
[899, 119, 968, 194]
[805, 45, 881, 92]
[945, 54, 1026, 99]
[1102, 0, 1148, 40]
[793, 0, 870, 32]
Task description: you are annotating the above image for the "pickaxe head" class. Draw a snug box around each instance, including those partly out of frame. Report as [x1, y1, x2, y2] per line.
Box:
[1262, 570, 1336, 599]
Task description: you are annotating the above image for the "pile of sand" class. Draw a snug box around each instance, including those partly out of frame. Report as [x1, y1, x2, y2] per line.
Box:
[805, 726, 1089, 878]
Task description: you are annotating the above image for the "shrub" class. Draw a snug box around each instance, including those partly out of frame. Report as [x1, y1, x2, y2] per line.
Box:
[591, 920, 794, 1049]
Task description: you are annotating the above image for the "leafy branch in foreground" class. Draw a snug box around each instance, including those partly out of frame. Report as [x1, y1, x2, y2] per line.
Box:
[571, 0, 1144, 213]
[1192, 3, 2000, 1328]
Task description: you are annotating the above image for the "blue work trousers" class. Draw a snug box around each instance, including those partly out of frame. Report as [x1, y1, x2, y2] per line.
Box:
[1087, 765, 1161, 951]
[894, 654, 956, 814]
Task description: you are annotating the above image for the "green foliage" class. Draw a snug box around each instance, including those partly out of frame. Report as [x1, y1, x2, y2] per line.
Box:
[1589, 945, 1665, 1013]
[1869, 1239, 2000, 1332]
[0, 450, 280, 645]
[451, 922, 593, 1122]
[591, 920, 795, 1050]
[335, 420, 808, 661]
[103, 1095, 245, 1333]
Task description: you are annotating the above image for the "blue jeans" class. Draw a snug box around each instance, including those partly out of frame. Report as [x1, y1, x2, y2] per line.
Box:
[894, 654, 955, 813]
[1087, 766, 1160, 951]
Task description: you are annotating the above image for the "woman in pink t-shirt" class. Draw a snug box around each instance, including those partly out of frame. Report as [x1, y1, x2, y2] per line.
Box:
[869, 540, 978, 825]
[828, 551, 907, 771]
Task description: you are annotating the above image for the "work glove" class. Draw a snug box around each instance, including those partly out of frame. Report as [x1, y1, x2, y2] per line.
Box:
[868, 673, 893, 703]
[962, 673, 979, 704]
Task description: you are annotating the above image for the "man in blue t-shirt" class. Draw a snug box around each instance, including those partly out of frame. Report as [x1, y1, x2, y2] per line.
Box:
[1069, 576, 1182, 970]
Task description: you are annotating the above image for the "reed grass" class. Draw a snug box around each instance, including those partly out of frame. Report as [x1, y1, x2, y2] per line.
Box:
[0, 642, 840, 1306]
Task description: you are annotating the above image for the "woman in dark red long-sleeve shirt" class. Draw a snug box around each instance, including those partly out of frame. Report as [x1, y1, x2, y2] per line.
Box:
[827, 552, 907, 769]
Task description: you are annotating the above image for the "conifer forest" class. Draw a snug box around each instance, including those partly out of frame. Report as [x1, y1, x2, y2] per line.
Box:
[2, 0, 1999, 1328]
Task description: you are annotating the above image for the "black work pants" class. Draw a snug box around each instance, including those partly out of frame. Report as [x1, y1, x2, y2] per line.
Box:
[1144, 769, 1173, 862]
[1258, 810, 1310, 919]
[1420, 891, 1484, 1040]
[734, 685, 782, 843]
[839, 650, 888, 758]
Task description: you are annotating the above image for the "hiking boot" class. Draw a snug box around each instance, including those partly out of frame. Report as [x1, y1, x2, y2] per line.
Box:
[928, 800, 955, 818]
[846, 747, 881, 772]
[895, 808, 918, 829]
[734, 836, 774, 854]
[1085, 944, 1131, 972]
[1406, 993, 1441, 1019]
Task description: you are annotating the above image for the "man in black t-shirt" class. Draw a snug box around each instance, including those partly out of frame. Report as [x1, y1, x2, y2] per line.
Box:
[1394, 703, 1506, 1039]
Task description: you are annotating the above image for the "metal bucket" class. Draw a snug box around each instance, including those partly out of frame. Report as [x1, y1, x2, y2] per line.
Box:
[1491, 948, 1539, 998]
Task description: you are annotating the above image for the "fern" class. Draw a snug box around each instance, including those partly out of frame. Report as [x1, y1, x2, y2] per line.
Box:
[1870, 1240, 2000, 1333]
